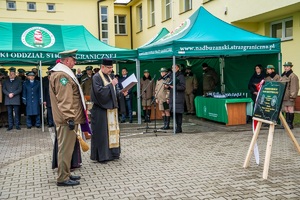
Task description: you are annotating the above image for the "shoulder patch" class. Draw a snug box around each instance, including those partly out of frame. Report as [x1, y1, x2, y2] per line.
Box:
[60, 77, 68, 86]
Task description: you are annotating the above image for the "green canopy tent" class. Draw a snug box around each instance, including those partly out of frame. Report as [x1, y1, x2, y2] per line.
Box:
[0, 22, 137, 64]
[135, 6, 281, 132]
[0, 22, 137, 131]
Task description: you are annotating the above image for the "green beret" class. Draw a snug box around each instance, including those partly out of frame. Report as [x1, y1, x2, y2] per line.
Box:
[266, 65, 275, 69]
[9, 67, 16, 72]
[283, 61, 293, 67]
[159, 67, 168, 72]
[86, 66, 93, 70]
[0, 68, 6, 72]
[59, 49, 78, 59]
[144, 69, 149, 73]
[18, 68, 25, 73]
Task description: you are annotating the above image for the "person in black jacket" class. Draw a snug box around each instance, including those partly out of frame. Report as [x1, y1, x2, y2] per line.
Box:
[2, 67, 22, 131]
[165, 64, 186, 133]
[43, 66, 54, 127]
[248, 64, 265, 103]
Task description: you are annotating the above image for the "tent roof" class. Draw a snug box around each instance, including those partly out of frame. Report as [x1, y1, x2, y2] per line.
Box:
[0, 22, 137, 64]
[138, 7, 281, 60]
[140, 28, 169, 47]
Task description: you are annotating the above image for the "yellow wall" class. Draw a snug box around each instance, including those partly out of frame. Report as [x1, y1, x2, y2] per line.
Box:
[114, 5, 131, 48]
[0, 0, 99, 38]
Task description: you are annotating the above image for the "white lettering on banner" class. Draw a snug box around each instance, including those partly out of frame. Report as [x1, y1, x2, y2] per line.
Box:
[178, 44, 277, 52]
[208, 112, 218, 118]
[139, 48, 173, 56]
[0, 52, 117, 60]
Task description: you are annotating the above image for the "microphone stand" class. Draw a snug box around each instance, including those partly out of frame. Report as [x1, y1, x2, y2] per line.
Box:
[137, 75, 156, 133]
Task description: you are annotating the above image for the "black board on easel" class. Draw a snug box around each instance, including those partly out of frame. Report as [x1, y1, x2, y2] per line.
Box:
[253, 81, 287, 123]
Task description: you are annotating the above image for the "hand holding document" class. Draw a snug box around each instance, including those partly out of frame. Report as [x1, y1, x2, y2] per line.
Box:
[121, 74, 138, 92]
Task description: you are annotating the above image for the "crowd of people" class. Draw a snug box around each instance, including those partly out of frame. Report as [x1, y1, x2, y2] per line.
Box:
[248, 62, 299, 129]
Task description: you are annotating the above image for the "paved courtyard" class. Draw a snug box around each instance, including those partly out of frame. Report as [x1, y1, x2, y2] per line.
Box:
[1, 116, 300, 199]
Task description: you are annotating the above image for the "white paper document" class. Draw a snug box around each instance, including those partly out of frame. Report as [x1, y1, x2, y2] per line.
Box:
[121, 74, 138, 91]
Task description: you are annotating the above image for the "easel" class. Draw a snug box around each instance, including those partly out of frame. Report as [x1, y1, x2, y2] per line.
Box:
[243, 112, 300, 179]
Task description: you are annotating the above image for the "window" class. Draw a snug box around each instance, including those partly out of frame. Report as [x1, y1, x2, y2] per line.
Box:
[27, 2, 36, 11]
[6, 1, 16, 10]
[137, 5, 143, 32]
[164, 0, 171, 20]
[114, 15, 127, 35]
[149, 0, 155, 27]
[180, 0, 192, 13]
[271, 18, 293, 41]
[100, 6, 109, 43]
[47, 3, 55, 12]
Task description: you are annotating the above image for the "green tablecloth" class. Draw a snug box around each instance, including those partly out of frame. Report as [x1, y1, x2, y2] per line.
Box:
[194, 96, 253, 124]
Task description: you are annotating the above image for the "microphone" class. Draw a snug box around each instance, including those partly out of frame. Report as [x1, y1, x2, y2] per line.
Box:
[163, 71, 172, 80]
[110, 72, 115, 79]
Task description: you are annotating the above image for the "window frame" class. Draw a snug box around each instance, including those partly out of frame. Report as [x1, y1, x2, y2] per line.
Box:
[100, 6, 109, 43]
[6, 1, 16, 10]
[137, 5, 143, 32]
[270, 17, 293, 41]
[149, 0, 155, 27]
[27, 2, 36, 12]
[47, 3, 55, 12]
[165, 0, 171, 20]
[180, 0, 192, 13]
[114, 15, 127, 35]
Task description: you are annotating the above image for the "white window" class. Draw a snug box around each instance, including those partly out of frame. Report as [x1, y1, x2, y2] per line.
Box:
[137, 5, 143, 32]
[165, 0, 171, 20]
[47, 3, 55, 12]
[149, 0, 155, 27]
[271, 18, 293, 41]
[6, 1, 16, 10]
[27, 2, 36, 11]
[114, 15, 127, 35]
[100, 6, 109, 43]
[183, 0, 192, 12]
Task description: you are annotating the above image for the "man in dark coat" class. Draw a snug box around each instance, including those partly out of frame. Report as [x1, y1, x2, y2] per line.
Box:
[202, 63, 219, 95]
[43, 66, 54, 127]
[90, 59, 127, 163]
[118, 67, 133, 123]
[2, 67, 22, 131]
[22, 71, 41, 129]
[165, 64, 186, 133]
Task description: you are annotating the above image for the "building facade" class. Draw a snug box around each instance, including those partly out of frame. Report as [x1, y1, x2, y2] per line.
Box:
[1, 0, 300, 74]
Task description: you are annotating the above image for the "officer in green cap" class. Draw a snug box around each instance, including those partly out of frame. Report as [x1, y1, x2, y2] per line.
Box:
[81, 66, 93, 96]
[154, 67, 171, 129]
[17, 68, 26, 81]
[140, 69, 155, 123]
[184, 65, 198, 115]
[281, 61, 299, 129]
[265, 64, 280, 82]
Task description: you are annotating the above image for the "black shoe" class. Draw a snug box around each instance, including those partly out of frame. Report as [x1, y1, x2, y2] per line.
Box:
[120, 120, 125, 123]
[129, 120, 133, 123]
[5, 125, 9, 128]
[7, 127, 13, 131]
[16, 126, 21, 130]
[57, 179, 80, 186]
[98, 160, 108, 164]
[27, 126, 32, 129]
[48, 124, 54, 127]
[163, 126, 170, 130]
[36, 126, 41, 128]
[69, 175, 81, 181]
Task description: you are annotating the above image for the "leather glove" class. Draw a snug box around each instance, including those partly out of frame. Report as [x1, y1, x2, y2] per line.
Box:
[67, 120, 75, 130]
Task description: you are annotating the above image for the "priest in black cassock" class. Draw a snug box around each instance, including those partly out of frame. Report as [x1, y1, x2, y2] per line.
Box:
[90, 58, 127, 163]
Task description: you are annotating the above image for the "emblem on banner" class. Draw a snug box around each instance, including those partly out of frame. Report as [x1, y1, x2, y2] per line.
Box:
[159, 19, 191, 41]
[21, 27, 55, 48]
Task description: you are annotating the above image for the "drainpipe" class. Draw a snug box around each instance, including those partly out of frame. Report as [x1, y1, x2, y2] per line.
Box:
[130, 6, 133, 49]
[97, 0, 102, 40]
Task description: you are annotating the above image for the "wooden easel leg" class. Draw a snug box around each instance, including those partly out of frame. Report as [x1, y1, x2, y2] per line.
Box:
[263, 124, 275, 179]
[279, 113, 300, 154]
[243, 121, 262, 168]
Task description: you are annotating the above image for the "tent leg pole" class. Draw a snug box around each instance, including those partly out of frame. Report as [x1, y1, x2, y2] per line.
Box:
[136, 59, 141, 124]
[172, 56, 176, 135]
[39, 61, 45, 132]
